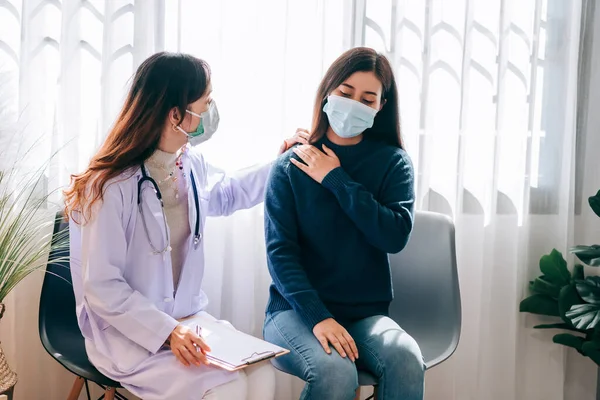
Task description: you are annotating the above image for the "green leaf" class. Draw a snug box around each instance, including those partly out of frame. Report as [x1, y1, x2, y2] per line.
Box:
[575, 277, 600, 305]
[530, 276, 562, 299]
[589, 190, 600, 218]
[553, 333, 585, 351]
[534, 323, 584, 332]
[558, 284, 583, 325]
[520, 294, 560, 317]
[571, 245, 600, 267]
[582, 341, 600, 366]
[566, 303, 600, 330]
[582, 339, 600, 352]
[539, 249, 571, 285]
[572, 264, 585, 281]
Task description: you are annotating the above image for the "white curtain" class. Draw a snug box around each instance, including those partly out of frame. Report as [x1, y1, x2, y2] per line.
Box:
[0, 1, 596, 399]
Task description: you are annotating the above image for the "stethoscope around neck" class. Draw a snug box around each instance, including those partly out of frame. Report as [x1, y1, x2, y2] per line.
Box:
[137, 163, 202, 255]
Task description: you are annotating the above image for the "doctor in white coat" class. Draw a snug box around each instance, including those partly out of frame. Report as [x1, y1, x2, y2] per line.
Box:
[64, 52, 307, 400]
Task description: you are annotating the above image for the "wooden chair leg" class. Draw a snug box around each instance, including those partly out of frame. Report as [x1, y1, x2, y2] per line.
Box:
[373, 385, 379, 400]
[354, 387, 361, 400]
[66, 377, 85, 400]
[105, 387, 116, 400]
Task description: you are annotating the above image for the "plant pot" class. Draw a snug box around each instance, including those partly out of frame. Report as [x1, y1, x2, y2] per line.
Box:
[0, 305, 17, 400]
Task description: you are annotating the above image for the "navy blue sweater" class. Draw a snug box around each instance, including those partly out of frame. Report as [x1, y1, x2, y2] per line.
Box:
[264, 136, 415, 328]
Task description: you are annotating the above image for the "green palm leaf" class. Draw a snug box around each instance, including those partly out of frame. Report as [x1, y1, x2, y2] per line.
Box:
[566, 303, 600, 330]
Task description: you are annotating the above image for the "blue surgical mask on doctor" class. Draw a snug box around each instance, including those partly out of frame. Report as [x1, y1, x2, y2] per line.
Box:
[323, 95, 378, 139]
[177, 100, 220, 146]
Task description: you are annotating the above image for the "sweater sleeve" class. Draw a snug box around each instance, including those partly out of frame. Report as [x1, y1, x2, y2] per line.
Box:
[321, 154, 415, 254]
[264, 159, 333, 328]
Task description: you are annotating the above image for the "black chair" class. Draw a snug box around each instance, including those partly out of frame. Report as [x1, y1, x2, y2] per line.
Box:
[39, 212, 126, 400]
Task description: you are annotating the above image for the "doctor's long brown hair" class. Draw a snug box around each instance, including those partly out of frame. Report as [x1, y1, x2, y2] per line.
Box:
[310, 47, 404, 149]
[64, 52, 211, 224]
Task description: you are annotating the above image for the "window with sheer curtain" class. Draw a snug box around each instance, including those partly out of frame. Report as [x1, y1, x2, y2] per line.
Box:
[0, 0, 582, 217]
[0, 1, 592, 400]
[356, 0, 578, 218]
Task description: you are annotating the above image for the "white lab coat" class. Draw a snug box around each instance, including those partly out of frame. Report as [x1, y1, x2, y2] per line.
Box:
[69, 148, 272, 400]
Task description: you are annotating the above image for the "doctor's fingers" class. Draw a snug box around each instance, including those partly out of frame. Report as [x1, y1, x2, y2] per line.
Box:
[180, 345, 205, 367]
[181, 340, 206, 365]
[172, 347, 191, 367]
[294, 129, 310, 143]
[184, 339, 210, 365]
[192, 335, 211, 353]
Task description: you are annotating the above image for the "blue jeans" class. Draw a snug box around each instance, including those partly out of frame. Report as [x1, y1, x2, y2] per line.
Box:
[263, 310, 424, 400]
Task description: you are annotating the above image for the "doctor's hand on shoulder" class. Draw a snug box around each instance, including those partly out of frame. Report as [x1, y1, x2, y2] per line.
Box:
[278, 128, 310, 155]
[167, 324, 211, 367]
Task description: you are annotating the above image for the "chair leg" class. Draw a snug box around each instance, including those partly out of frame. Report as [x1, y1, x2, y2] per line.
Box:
[363, 385, 378, 400]
[114, 391, 129, 400]
[67, 377, 85, 400]
[355, 387, 361, 400]
[105, 387, 116, 400]
[84, 379, 91, 400]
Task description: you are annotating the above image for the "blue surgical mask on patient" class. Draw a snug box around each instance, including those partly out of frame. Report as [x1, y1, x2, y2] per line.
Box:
[323, 95, 378, 139]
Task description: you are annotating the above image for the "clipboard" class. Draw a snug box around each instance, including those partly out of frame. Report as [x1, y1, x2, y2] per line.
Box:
[180, 314, 290, 372]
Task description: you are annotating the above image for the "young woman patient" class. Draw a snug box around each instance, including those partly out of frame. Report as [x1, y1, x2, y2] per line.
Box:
[263, 47, 424, 400]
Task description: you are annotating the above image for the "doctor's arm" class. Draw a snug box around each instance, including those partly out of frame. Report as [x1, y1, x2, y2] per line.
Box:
[81, 185, 179, 354]
[203, 158, 273, 217]
[200, 130, 309, 217]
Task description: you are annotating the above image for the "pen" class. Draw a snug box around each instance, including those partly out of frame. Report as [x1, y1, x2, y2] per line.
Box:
[195, 325, 201, 353]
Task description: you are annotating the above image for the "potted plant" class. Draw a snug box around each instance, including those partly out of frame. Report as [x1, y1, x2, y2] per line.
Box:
[520, 189, 600, 397]
[0, 96, 68, 398]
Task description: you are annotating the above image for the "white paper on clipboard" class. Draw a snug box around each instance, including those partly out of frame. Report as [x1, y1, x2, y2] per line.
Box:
[180, 313, 289, 371]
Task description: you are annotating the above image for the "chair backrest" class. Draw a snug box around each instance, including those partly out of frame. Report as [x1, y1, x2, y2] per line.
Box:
[38, 212, 77, 352]
[388, 211, 461, 369]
